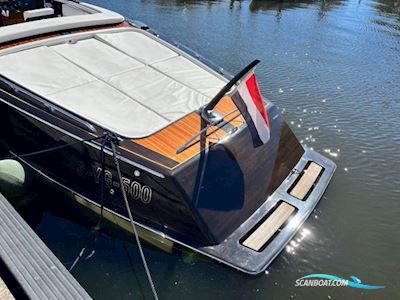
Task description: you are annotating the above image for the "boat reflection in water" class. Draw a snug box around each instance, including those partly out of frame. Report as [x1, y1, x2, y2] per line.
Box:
[249, 0, 346, 20]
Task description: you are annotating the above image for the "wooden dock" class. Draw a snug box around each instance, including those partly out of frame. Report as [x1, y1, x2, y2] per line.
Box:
[0, 192, 92, 300]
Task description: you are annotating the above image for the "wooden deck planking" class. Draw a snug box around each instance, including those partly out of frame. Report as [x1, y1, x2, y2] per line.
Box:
[133, 96, 244, 164]
[0, 22, 245, 168]
[242, 202, 295, 251]
[290, 162, 322, 200]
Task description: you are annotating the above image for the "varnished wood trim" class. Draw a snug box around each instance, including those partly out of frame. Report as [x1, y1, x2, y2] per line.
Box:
[0, 23, 244, 170]
[132, 96, 245, 165]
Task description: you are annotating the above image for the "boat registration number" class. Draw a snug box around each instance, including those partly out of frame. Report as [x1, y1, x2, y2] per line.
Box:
[95, 167, 152, 204]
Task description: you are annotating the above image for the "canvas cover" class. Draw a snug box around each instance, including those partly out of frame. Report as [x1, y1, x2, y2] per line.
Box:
[0, 31, 226, 137]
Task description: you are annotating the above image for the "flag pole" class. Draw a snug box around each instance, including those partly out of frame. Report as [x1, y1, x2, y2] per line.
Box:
[201, 59, 260, 123]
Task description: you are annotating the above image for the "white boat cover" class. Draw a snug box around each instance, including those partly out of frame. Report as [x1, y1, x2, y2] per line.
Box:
[0, 3, 124, 44]
[0, 31, 226, 138]
[23, 8, 55, 21]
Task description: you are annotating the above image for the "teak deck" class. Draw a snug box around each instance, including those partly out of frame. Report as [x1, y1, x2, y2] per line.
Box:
[0, 22, 244, 170]
[133, 96, 245, 165]
[290, 162, 322, 200]
[242, 202, 295, 251]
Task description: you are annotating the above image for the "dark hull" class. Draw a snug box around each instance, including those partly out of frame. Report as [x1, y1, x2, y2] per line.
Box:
[0, 49, 335, 274]
[0, 88, 209, 245]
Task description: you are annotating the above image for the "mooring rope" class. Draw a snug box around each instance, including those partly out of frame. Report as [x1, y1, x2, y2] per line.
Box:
[69, 247, 86, 272]
[110, 137, 159, 300]
[95, 135, 108, 229]
[1, 132, 159, 299]
[0, 134, 106, 160]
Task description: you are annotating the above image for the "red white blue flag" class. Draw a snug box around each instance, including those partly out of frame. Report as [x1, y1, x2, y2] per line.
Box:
[232, 72, 270, 145]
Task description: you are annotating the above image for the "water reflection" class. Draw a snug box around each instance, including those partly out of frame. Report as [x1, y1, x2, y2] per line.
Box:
[371, 0, 400, 44]
[17, 0, 400, 298]
[374, 0, 400, 17]
[286, 228, 312, 255]
[229, 0, 243, 9]
[248, 0, 347, 22]
[146, 0, 223, 7]
[249, 0, 345, 13]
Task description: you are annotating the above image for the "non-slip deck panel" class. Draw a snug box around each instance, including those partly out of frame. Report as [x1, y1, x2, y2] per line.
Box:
[0, 193, 91, 300]
[290, 162, 323, 200]
[242, 202, 295, 251]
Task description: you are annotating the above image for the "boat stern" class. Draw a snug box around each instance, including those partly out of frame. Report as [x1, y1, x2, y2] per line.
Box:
[198, 147, 336, 274]
[172, 101, 336, 274]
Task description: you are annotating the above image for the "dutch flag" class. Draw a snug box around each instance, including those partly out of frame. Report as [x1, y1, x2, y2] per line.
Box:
[232, 72, 271, 146]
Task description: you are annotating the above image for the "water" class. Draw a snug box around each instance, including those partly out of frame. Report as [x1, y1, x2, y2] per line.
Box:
[16, 0, 400, 299]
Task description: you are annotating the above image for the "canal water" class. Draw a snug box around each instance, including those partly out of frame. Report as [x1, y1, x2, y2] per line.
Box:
[14, 0, 400, 299]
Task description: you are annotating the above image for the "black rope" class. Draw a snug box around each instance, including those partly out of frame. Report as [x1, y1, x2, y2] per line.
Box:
[0, 133, 106, 272]
[1, 131, 159, 298]
[95, 135, 108, 230]
[0, 134, 106, 160]
[110, 137, 159, 300]
[94, 133, 118, 230]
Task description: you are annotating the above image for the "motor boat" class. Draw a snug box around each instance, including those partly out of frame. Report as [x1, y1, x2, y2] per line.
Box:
[0, 0, 336, 274]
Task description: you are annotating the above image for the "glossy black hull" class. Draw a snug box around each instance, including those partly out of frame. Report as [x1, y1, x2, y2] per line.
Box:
[0, 91, 209, 245]
[0, 74, 336, 275]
